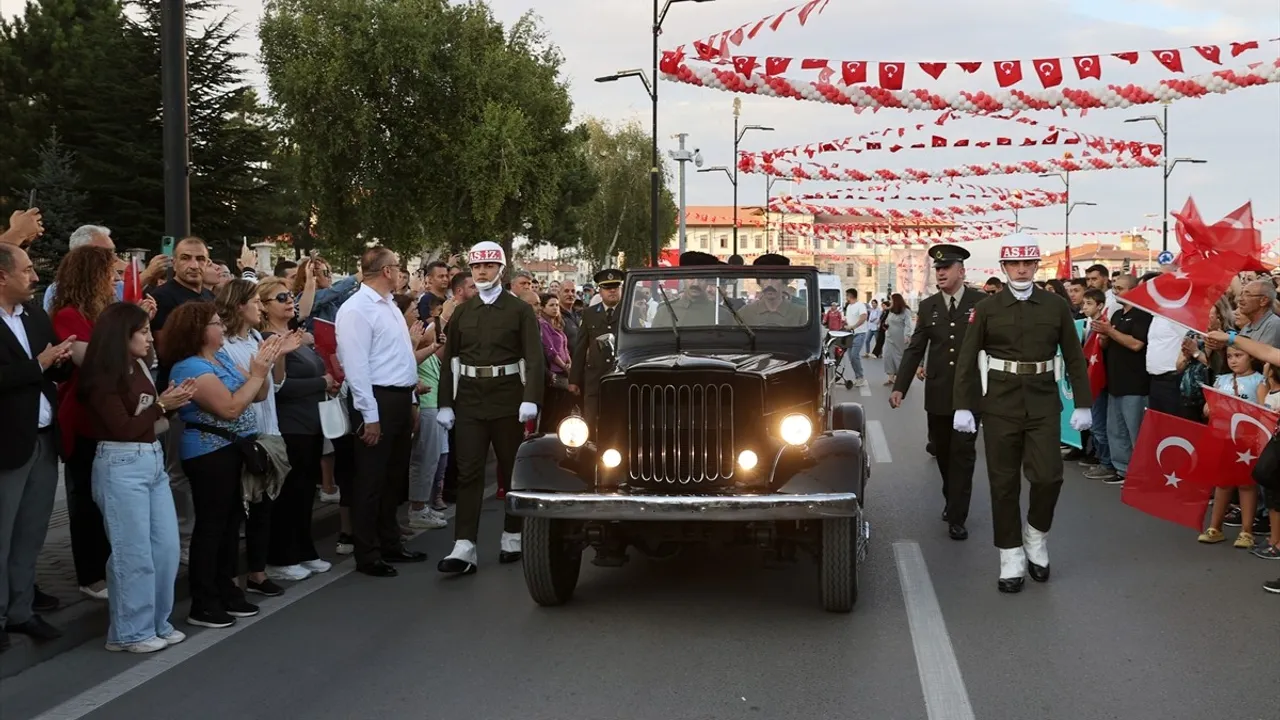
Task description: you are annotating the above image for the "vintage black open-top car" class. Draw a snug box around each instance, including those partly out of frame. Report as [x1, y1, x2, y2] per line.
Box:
[506, 263, 871, 612]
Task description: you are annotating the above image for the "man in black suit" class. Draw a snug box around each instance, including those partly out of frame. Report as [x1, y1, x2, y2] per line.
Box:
[889, 244, 986, 541]
[0, 244, 75, 652]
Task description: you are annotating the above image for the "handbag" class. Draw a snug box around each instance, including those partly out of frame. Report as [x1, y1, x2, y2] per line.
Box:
[318, 383, 351, 439]
[548, 373, 570, 391]
[185, 421, 272, 475]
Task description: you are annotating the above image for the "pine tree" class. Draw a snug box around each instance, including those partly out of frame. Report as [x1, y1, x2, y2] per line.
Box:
[20, 128, 89, 276]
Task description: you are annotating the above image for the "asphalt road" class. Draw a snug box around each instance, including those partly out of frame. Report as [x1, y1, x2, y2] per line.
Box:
[3, 361, 1277, 720]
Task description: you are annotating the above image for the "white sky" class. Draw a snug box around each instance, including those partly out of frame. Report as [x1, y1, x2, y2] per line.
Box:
[4, 0, 1279, 262]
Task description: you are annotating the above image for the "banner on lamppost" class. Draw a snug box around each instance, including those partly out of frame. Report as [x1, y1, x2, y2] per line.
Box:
[1058, 318, 1087, 449]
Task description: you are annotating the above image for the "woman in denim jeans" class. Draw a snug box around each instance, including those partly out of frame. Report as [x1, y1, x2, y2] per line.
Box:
[78, 303, 197, 653]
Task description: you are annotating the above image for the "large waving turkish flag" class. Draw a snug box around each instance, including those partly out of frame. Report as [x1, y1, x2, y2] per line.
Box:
[1119, 251, 1246, 333]
[1201, 385, 1280, 487]
[1173, 199, 1270, 273]
[1121, 410, 1212, 530]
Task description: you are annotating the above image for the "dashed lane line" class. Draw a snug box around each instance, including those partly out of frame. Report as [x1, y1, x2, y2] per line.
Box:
[866, 420, 892, 463]
[893, 541, 977, 720]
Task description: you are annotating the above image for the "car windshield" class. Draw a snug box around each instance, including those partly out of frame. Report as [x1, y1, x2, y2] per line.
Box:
[624, 274, 812, 330]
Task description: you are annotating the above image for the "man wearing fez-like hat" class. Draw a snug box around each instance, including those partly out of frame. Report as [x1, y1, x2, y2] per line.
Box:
[888, 243, 986, 544]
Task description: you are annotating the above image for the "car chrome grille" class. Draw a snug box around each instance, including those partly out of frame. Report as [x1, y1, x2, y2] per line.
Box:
[628, 383, 735, 484]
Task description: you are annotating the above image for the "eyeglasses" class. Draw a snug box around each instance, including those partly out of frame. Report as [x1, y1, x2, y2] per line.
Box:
[269, 292, 292, 304]
[207, 319, 225, 328]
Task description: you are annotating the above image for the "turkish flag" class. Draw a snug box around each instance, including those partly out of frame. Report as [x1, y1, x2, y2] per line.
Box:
[879, 62, 905, 90]
[1119, 253, 1246, 332]
[1202, 385, 1280, 487]
[1154, 49, 1184, 72]
[1073, 55, 1102, 79]
[1194, 45, 1222, 64]
[659, 50, 684, 75]
[1033, 58, 1064, 88]
[1083, 313, 1107, 397]
[765, 57, 791, 76]
[1122, 411, 1212, 530]
[122, 256, 143, 304]
[733, 56, 758, 78]
[957, 61, 982, 73]
[841, 60, 868, 85]
[994, 60, 1023, 87]
[1174, 199, 1269, 273]
[920, 62, 947, 80]
[1113, 51, 1140, 64]
[1230, 41, 1259, 57]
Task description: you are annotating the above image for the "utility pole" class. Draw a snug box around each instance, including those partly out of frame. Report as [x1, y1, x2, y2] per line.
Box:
[161, 0, 191, 241]
[668, 134, 702, 253]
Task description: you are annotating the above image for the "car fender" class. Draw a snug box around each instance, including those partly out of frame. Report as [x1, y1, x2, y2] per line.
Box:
[511, 434, 595, 493]
[775, 430, 866, 498]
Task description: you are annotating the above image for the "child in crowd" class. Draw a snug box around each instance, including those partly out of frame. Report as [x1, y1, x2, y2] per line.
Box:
[1198, 345, 1265, 548]
[1079, 289, 1116, 482]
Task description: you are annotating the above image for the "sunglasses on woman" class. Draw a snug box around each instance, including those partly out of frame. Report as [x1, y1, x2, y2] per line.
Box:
[269, 292, 292, 304]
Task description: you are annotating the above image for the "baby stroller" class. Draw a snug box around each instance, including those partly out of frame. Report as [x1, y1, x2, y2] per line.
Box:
[825, 330, 854, 390]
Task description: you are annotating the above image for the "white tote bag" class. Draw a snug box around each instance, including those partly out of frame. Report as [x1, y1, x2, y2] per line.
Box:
[318, 383, 351, 439]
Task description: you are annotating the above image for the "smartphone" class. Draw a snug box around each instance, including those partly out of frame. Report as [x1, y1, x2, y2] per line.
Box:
[160, 236, 176, 257]
[27, 189, 36, 208]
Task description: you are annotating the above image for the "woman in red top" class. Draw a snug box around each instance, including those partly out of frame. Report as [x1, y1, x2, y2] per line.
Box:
[50, 246, 128, 601]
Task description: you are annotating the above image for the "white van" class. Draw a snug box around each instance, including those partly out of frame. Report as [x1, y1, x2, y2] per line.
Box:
[817, 272, 843, 310]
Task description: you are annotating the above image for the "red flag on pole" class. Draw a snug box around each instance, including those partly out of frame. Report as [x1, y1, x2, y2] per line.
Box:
[1201, 384, 1280, 486]
[1121, 410, 1212, 530]
[1083, 310, 1107, 397]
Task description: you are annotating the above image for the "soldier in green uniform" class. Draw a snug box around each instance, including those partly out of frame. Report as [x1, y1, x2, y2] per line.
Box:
[435, 241, 545, 575]
[889, 244, 986, 541]
[568, 268, 623, 434]
[952, 236, 1092, 593]
[652, 252, 723, 327]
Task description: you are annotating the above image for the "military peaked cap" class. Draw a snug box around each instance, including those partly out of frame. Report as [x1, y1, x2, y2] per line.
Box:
[593, 268, 624, 287]
[928, 243, 971, 268]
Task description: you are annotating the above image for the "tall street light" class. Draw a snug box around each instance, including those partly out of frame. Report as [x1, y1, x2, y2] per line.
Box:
[696, 165, 734, 258]
[731, 96, 773, 259]
[595, 0, 713, 267]
[161, 0, 191, 242]
[1124, 101, 1207, 252]
[668, 133, 702, 252]
[764, 175, 785, 252]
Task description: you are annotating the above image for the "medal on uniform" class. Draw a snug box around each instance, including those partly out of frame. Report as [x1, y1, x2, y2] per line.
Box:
[967, 308, 976, 324]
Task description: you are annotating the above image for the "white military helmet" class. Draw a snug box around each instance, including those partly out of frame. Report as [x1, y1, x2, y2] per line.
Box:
[997, 233, 1042, 263]
[467, 240, 506, 267]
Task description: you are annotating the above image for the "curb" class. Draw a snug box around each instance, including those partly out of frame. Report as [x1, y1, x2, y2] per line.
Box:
[1, 503, 345, 680]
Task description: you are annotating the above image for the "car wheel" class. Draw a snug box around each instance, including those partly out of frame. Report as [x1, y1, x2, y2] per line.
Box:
[820, 517, 858, 613]
[523, 517, 583, 606]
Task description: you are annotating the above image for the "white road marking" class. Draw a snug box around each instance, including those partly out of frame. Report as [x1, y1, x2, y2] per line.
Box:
[858, 382, 872, 397]
[32, 491, 488, 720]
[866, 420, 892, 463]
[893, 542, 976, 720]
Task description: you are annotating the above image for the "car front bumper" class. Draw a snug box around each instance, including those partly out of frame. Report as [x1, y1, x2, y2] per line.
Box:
[505, 491, 861, 521]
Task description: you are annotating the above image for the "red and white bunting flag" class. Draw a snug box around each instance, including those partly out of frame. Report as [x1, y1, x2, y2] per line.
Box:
[1153, 49, 1184, 72]
[1121, 411, 1212, 530]
[920, 62, 947, 80]
[879, 62, 904, 89]
[1033, 58, 1064, 87]
[993, 60, 1023, 88]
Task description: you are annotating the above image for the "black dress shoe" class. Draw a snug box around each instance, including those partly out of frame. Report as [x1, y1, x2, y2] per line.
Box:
[948, 524, 968, 541]
[357, 561, 398, 577]
[32, 587, 60, 613]
[382, 549, 427, 563]
[7, 616, 62, 641]
[437, 557, 477, 575]
[499, 550, 522, 564]
[926, 442, 936, 456]
[997, 577, 1024, 594]
[1028, 562, 1050, 582]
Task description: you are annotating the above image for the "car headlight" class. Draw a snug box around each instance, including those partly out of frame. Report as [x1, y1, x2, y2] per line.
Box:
[601, 448, 621, 467]
[779, 413, 813, 446]
[558, 416, 589, 448]
[738, 450, 758, 470]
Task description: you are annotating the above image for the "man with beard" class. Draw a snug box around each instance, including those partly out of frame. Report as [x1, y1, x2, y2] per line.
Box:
[952, 236, 1092, 593]
[889, 244, 985, 541]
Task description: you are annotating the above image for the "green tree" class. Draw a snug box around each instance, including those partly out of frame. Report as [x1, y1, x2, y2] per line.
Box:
[575, 117, 678, 271]
[259, 0, 591, 260]
[21, 128, 89, 276]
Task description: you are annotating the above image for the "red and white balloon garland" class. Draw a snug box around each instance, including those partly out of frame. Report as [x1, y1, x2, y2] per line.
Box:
[658, 55, 1280, 113]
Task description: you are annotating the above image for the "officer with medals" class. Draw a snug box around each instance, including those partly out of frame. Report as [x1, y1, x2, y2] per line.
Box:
[436, 241, 545, 575]
[952, 236, 1092, 593]
[889, 244, 986, 541]
[568, 268, 624, 434]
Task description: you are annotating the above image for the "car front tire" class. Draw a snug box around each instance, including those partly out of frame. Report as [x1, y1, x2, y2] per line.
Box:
[820, 517, 859, 613]
[523, 517, 583, 606]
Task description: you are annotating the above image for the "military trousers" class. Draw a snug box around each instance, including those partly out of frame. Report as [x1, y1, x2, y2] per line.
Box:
[926, 412, 977, 525]
[980, 412, 1065, 549]
[453, 414, 524, 542]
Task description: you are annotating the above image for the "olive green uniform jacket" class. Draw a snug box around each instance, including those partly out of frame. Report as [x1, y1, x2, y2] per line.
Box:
[438, 291, 545, 421]
[893, 287, 986, 415]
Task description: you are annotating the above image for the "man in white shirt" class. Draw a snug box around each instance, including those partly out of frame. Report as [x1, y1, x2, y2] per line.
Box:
[843, 288, 869, 386]
[1144, 273, 1189, 417]
[336, 247, 425, 578]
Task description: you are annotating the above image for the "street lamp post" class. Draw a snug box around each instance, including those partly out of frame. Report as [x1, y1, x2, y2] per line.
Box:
[764, 175, 784, 252]
[597, 0, 713, 267]
[667, 133, 702, 252]
[1124, 101, 1207, 252]
[697, 165, 735, 258]
[161, 0, 191, 241]
[730, 97, 773, 259]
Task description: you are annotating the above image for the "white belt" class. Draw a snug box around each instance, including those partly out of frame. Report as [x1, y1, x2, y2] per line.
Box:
[459, 362, 522, 378]
[987, 358, 1055, 375]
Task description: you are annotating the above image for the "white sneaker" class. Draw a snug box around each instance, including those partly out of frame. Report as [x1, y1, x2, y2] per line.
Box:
[409, 508, 447, 529]
[80, 585, 108, 601]
[106, 637, 168, 654]
[319, 489, 340, 503]
[160, 630, 186, 646]
[500, 532, 522, 554]
[265, 564, 312, 581]
[853, 377, 867, 387]
[301, 558, 331, 574]
[336, 536, 354, 555]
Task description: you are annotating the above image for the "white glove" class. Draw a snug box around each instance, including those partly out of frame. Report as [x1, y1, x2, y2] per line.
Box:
[1069, 408, 1092, 431]
[518, 402, 538, 423]
[436, 407, 455, 430]
[953, 409, 977, 434]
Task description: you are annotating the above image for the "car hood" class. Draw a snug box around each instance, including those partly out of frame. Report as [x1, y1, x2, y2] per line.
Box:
[622, 351, 810, 375]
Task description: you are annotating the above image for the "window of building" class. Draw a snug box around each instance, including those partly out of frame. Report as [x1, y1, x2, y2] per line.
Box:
[718, 234, 728, 250]
[754, 234, 763, 249]
[779, 234, 799, 252]
[864, 265, 873, 278]
[846, 265, 856, 277]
